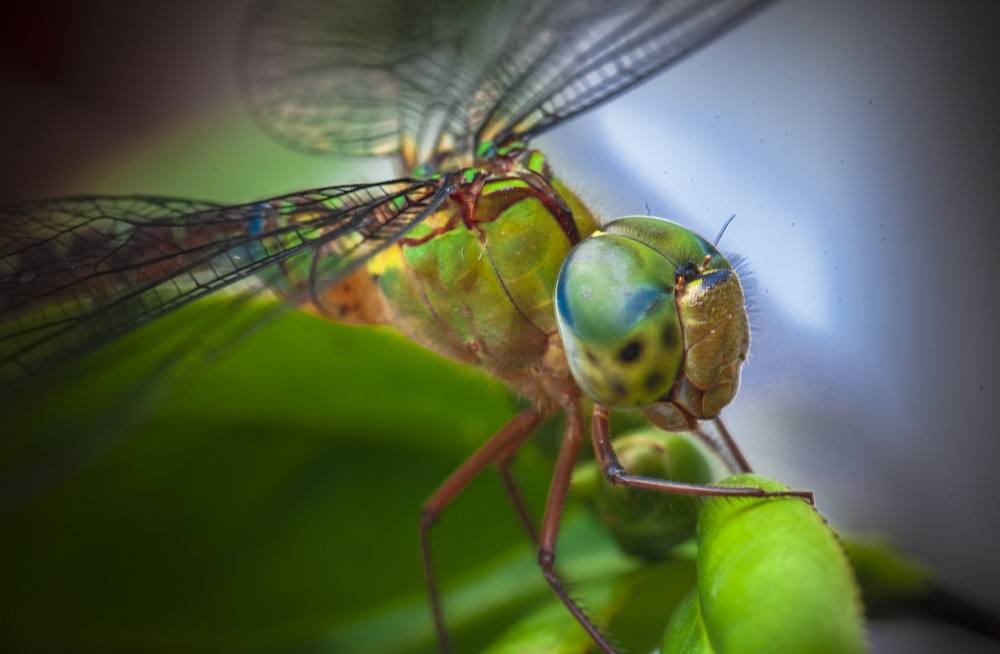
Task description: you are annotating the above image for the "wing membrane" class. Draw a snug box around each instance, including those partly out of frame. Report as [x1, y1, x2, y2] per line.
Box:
[0, 178, 451, 385]
[480, 0, 770, 145]
[240, 0, 530, 167]
[240, 0, 771, 167]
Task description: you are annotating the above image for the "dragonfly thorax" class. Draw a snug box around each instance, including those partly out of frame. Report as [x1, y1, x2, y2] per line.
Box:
[367, 153, 599, 407]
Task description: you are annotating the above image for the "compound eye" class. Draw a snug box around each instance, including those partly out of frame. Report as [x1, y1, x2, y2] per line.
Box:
[554, 234, 684, 408]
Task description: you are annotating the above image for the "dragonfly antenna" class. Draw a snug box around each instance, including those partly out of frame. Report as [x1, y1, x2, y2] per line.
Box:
[713, 213, 736, 246]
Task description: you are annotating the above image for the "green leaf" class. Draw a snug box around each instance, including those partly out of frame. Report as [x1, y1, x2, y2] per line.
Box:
[662, 591, 713, 654]
[673, 474, 868, 654]
[842, 537, 933, 612]
[480, 585, 610, 654]
[484, 559, 697, 654]
[0, 302, 569, 653]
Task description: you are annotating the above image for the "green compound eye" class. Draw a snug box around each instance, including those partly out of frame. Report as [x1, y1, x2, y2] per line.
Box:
[555, 216, 748, 414]
[602, 215, 733, 278]
[554, 230, 683, 408]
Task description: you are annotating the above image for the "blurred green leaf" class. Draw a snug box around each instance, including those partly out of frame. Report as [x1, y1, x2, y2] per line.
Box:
[481, 585, 610, 654]
[843, 537, 933, 611]
[0, 300, 618, 653]
[484, 559, 697, 654]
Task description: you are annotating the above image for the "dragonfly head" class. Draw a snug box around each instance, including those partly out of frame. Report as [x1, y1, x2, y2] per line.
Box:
[554, 216, 749, 429]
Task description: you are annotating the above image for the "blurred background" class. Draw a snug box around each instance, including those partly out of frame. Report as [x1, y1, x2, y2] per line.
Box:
[1, 0, 998, 652]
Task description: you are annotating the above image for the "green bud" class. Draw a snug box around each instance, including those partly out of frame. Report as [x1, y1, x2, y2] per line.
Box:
[573, 428, 712, 561]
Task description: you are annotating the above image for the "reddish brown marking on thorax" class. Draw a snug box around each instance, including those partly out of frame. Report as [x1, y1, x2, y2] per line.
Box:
[400, 151, 581, 248]
[453, 173, 488, 230]
[523, 170, 580, 245]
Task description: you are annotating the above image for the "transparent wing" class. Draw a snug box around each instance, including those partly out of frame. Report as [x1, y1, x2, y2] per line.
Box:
[240, 0, 771, 167]
[0, 178, 452, 385]
[240, 0, 542, 167]
[477, 0, 771, 146]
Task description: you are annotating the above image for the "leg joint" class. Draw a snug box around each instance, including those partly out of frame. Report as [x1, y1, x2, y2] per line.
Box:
[537, 548, 556, 571]
[603, 462, 626, 484]
[420, 507, 438, 530]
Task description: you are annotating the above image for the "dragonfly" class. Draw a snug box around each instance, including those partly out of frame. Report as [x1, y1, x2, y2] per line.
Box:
[0, 0, 813, 651]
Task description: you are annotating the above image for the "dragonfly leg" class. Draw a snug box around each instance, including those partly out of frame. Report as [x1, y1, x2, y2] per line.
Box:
[593, 405, 813, 504]
[537, 404, 620, 654]
[690, 425, 738, 472]
[712, 416, 754, 473]
[496, 437, 539, 545]
[421, 409, 546, 654]
[692, 417, 753, 474]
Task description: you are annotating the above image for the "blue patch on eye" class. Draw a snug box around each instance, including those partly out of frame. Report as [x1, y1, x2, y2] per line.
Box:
[624, 287, 665, 322]
[555, 269, 575, 330]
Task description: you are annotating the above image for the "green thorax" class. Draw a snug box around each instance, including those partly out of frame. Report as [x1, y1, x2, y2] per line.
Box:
[375, 151, 598, 372]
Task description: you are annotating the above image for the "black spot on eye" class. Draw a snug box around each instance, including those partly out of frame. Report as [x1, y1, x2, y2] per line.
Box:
[585, 348, 599, 364]
[610, 379, 628, 398]
[661, 324, 678, 348]
[617, 340, 643, 363]
[644, 371, 666, 392]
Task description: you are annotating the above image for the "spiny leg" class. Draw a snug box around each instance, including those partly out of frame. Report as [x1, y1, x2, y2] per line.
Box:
[593, 405, 813, 504]
[537, 404, 620, 654]
[421, 409, 546, 654]
[496, 433, 540, 545]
